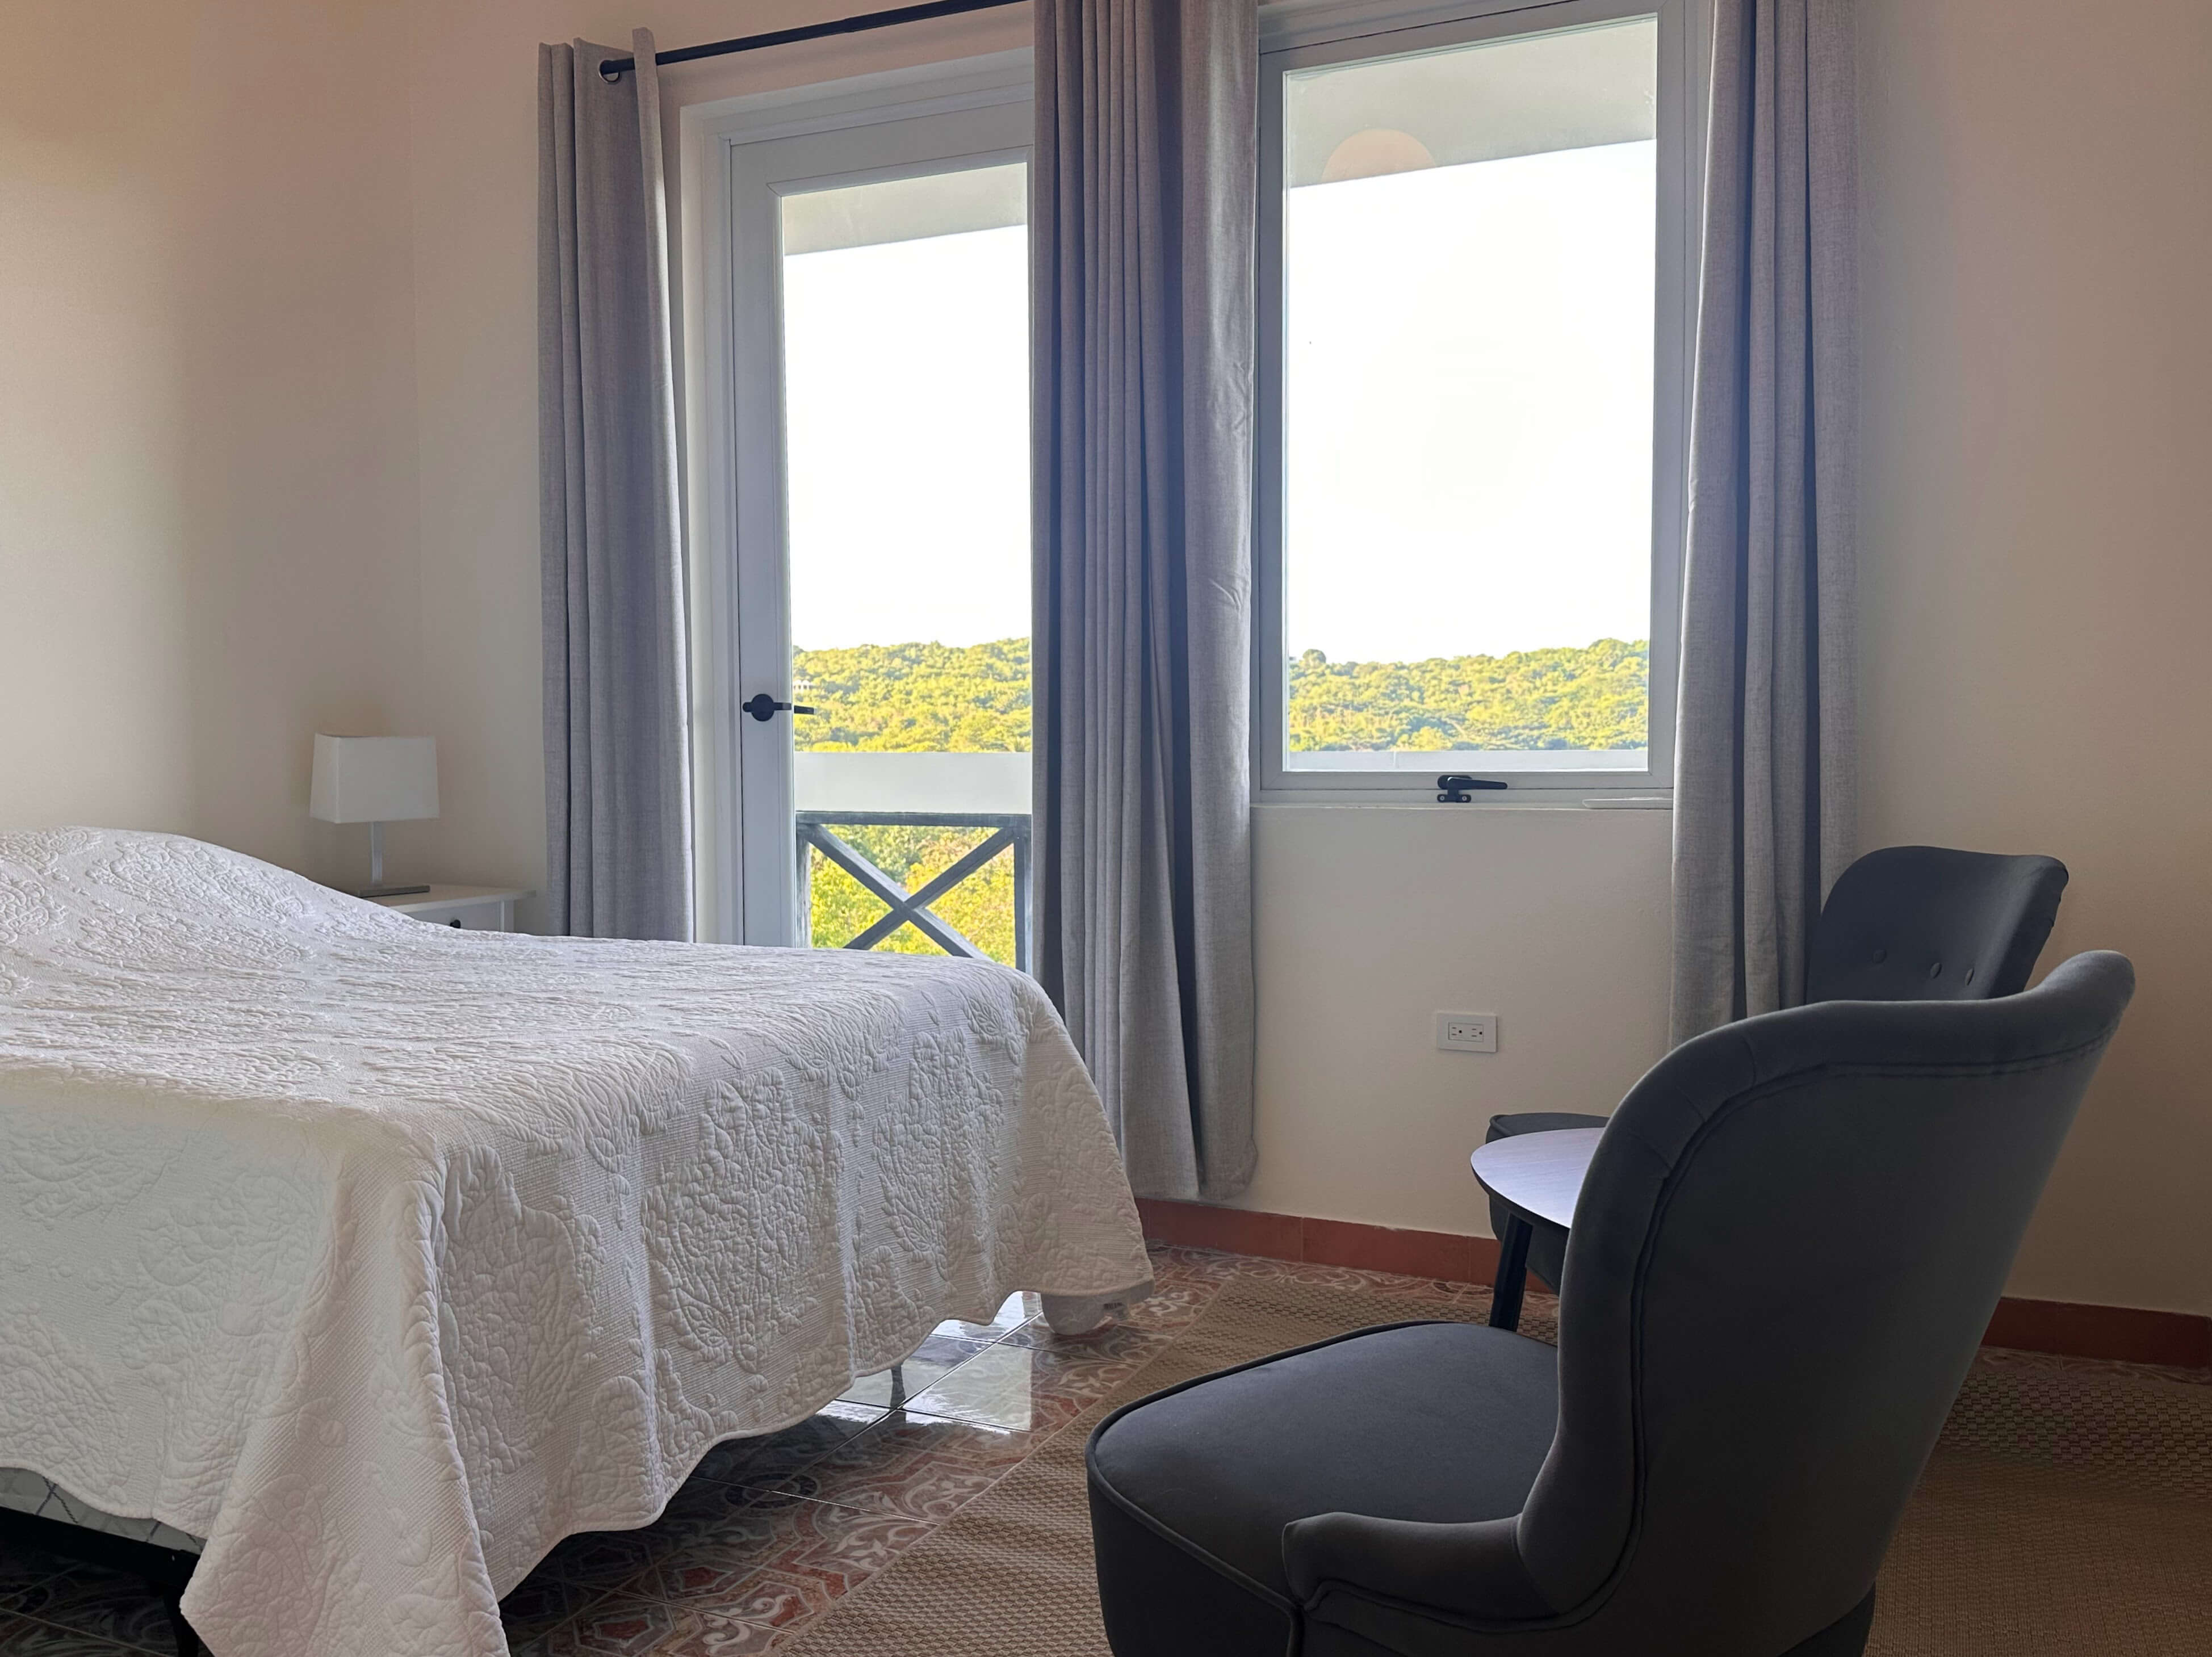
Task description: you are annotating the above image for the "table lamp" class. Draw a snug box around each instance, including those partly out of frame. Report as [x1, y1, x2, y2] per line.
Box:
[309, 734, 438, 897]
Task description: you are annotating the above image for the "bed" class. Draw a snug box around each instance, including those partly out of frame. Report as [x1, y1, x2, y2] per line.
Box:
[0, 828, 1153, 1657]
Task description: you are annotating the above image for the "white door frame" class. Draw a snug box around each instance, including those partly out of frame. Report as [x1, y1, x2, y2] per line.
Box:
[680, 53, 1034, 945]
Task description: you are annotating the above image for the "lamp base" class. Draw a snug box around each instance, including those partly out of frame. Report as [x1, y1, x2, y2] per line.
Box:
[359, 821, 430, 900]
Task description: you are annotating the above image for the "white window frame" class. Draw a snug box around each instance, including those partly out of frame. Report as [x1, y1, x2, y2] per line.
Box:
[678, 52, 1034, 943]
[1254, 0, 1703, 804]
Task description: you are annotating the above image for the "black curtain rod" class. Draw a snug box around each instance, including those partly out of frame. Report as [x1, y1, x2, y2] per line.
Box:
[598, 0, 1026, 79]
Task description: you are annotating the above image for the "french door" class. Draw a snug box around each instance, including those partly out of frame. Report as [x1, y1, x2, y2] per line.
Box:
[704, 91, 1034, 958]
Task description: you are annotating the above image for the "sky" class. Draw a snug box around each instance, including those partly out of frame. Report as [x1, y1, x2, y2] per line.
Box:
[782, 221, 1032, 652]
[781, 139, 1656, 664]
[1285, 140, 1656, 660]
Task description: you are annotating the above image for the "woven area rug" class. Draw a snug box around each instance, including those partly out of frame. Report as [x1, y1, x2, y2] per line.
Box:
[777, 1277, 2210, 1656]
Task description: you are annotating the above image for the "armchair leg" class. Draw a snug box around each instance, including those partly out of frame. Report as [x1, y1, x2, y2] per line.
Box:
[1489, 1215, 1531, 1332]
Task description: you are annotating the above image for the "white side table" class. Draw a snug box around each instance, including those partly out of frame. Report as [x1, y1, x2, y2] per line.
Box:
[370, 885, 533, 933]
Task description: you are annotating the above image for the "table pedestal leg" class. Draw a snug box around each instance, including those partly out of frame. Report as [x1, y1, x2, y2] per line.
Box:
[1489, 1215, 1531, 1332]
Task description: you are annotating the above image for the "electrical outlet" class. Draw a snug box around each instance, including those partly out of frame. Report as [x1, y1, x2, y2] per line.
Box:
[1436, 1012, 1498, 1054]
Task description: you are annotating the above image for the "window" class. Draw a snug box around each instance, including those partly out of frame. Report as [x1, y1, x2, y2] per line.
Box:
[1257, 0, 1692, 798]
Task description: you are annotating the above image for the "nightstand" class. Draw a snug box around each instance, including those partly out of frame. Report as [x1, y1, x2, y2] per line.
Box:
[370, 885, 533, 932]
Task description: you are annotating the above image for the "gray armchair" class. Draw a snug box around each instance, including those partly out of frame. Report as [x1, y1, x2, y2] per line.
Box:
[1087, 950, 2132, 1657]
[1487, 845, 2068, 1295]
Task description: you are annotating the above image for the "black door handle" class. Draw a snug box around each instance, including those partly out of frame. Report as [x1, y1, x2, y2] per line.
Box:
[744, 693, 818, 722]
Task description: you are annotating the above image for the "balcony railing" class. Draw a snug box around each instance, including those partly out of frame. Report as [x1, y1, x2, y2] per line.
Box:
[798, 810, 1032, 972]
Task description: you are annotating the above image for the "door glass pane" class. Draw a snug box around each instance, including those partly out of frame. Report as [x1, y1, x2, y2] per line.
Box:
[1280, 19, 1658, 773]
[780, 161, 1032, 965]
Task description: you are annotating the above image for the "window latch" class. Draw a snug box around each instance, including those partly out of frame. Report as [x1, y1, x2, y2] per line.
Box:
[1437, 774, 1507, 803]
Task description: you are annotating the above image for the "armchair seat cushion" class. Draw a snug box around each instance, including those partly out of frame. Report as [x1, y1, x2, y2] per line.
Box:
[1086, 1321, 1559, 1657]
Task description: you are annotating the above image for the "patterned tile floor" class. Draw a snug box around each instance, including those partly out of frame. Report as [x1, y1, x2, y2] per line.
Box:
[0, 1245, 1480, 1656]
[6, 1244, 2198, 1656]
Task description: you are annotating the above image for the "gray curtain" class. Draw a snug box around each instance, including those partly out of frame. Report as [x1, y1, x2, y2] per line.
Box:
[1032, 0, 1257, 1201]
[538, 30, 693, 941]
[1671, 0, 1857, 1043]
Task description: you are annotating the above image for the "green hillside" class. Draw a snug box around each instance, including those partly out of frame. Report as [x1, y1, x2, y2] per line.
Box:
[1287, 637, 1649, 752]
[794, 639, 1030, 752]
[793, 635, 1648, 754]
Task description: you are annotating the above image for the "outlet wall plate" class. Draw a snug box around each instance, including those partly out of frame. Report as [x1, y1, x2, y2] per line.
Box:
[1436, 1012, 1498, 1054]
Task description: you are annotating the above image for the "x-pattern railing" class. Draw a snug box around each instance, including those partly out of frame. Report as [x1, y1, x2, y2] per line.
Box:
[797, 810, 1032, 972]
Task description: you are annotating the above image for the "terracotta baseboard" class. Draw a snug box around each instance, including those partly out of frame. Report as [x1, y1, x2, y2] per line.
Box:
[1980, 1295, 2212, 1371]
[1136, 1198, 2212, 1371]
[1139, 1197, 1498, 1283]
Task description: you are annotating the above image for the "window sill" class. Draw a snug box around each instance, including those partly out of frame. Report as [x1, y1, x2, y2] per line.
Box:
[1251, 790, 1673, 811]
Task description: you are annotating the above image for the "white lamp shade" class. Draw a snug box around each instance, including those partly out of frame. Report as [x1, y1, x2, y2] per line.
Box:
[309, 735, 438, 824]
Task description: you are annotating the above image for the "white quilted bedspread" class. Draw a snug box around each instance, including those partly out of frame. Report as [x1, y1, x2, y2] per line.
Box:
[0, 829, 1151, 1656]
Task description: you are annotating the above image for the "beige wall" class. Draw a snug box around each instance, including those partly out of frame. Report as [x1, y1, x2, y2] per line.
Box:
[1855, 0, 2212, 1314]
[4, 0, 2204, 1315]
[0, 0, 425, 886]
[1241, 805, 1673, 1232]
[1, 5, 195, 834]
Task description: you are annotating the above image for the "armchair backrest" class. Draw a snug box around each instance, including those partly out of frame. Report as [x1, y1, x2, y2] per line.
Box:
[1808, 845, 2067, 1004]
[1516, 952, 2133, 1655]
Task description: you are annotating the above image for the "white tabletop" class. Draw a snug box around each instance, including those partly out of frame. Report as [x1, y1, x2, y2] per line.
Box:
[368, 885, 534, 913]
[1468, 1127, 1604, 1231]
